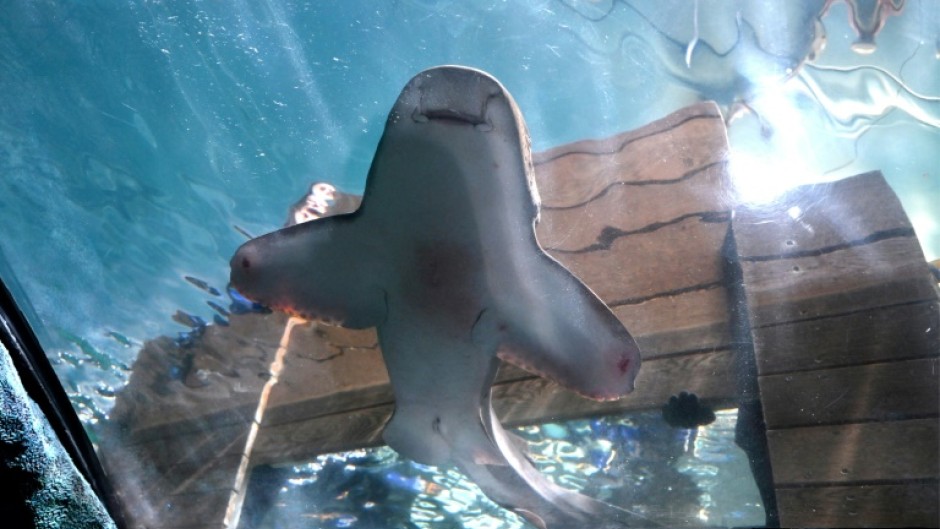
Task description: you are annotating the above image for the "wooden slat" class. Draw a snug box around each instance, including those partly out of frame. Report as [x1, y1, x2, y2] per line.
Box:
[776, 482, 939, 528]
[613, 284, 730, 358]
[760, 357, 940, 429]
[117, 313, 386, 438]
[548, 215, 729, 308]
[754, 301, 939, 375]
[537, 162, 728, 252]
[731, 172, 938, 329]
[730, 171, 940, 527]
[767, 418, 939, 485]
[533, 104, 726, 208]
[732, 172, 914, 259]
[254, 405, 391, 465]
[535, 101, 733, 366]
[740, 235, 938, 327]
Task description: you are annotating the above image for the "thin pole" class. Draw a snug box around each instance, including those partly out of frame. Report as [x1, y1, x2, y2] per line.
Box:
[223, 316, 304, 528]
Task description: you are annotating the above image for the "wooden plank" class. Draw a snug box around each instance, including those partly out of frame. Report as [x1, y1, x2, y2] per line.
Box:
[729, 171, 940, 528]
[537, 161, 729, 253]
[106, 428, 244, 506]
[613, 284, 731, 358]
[549, 216, 729, 308]
[109, 312, 290, 435]
[96, 433, 239, 529]
[741, 235, 938, 327]
[254, 405, 391, 465]
[118, 314, 386, 439]
[534, 100, 733, 368]
[731, 172, 939, 328]
[733, 172, 914, 259]
[754, 301, 939, 375]
[760, 357, 940, 429]
[248, 349, 738, 465]
[776, 482, 939, 528]
[767, 418, 939, 485]
[533, 102, 726, 208]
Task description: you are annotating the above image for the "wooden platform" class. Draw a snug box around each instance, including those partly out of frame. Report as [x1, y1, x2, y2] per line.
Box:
[729, 172, 940, 528]
[98, 102, 940, 528]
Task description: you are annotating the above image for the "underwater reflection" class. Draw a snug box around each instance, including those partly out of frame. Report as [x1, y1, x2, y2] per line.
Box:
[244, 410, 764, 528]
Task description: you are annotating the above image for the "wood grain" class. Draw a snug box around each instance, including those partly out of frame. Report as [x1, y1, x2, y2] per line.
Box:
[754, 301, 939, 375]
[550, 215, 729, 307]
[741, 236, 938, 327]
[733, 172, 915, 259]
[759, 357, 940, 429]
[613, 283, 731, 359]
[767, 418, 939, 485]
[776, 482, 939, 528]
[533, 103, 726, 208]
[537, 162, 729, 252]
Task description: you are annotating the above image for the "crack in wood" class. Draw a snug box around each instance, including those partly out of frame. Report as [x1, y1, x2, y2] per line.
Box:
[753, 299, 932, 330]
[547, 210, 730, 254]
[774, 477, 940, 489]
[767, 413, 940, 432]
[542, 160, 728, 212]
[608, 281, 724, 308]
[739, 227, 916, 262]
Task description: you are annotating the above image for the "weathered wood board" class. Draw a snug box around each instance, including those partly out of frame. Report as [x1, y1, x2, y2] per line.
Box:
[101, 101, 738, 528]
[730, 171, 940, 528]
[775, 482, 939, 528]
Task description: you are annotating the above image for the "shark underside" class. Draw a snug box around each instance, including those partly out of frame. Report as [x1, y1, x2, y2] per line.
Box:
[231, 66, 646, 528]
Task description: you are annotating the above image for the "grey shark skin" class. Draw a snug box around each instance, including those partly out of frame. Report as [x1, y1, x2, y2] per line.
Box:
[231, 66, 646, 527]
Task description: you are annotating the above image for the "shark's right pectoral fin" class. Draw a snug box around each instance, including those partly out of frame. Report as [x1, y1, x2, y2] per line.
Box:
[229, 215, 386, 328]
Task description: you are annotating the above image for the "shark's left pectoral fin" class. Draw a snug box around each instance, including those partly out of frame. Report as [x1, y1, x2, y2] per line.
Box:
[493, 255, 642, 402]
[230, 215, 386, 328]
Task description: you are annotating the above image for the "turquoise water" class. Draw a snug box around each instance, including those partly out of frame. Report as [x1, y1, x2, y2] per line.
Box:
[0, 1, 938, 527]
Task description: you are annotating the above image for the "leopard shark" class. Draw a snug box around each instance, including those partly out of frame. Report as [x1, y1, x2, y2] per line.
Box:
[230, 66, 645, 527]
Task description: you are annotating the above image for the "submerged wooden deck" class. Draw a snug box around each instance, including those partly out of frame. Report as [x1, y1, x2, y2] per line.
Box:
[100, 102, 939, 528]
[729, 172, 939, 527]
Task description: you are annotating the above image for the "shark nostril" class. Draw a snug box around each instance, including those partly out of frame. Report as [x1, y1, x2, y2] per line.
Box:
[241, 257, 251, 269]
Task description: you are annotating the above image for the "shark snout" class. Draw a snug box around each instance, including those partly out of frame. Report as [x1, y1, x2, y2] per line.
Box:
[229, 241, 264, 297]
[398, 66, 504, 128]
